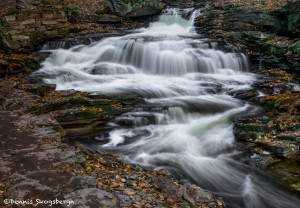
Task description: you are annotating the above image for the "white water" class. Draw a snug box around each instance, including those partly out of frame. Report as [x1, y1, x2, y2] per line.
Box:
[36, 8, 300, 208]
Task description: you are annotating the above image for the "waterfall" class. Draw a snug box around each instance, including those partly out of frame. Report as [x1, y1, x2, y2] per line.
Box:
[34, 8, 300, 208]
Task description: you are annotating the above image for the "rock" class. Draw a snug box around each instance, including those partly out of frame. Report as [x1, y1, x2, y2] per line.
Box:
[98, 14, 122, 24]
[53, 107, 108, 125]
[273, 1, 300, 37]
[65, 188, 118, 207]
[229, 89, 258, 100]
[182, 183, 214, 205]
[195, 0, 299, 71]
[260, 140, 298, 159]
[269, 160, 300, 192]
[0, 54, 39, 77]
[250, 152, 276, 170]
[1, 0, 69, 51]
[224, 8, 280, 32]
[106, 0, 164, 18]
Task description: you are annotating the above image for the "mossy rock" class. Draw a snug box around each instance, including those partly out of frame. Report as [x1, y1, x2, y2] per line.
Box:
[235, 123, 272, 133]
[277, 134, 300, 146]
[53, 107, 109, 126]
[235, 131, 265, 141]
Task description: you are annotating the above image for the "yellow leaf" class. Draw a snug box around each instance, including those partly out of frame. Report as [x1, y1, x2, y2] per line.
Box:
[86, 166, 92, 173]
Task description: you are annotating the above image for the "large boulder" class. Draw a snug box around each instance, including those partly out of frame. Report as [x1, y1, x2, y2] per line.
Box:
[106, 0, 164, 18]
[273, 1, 300, 37]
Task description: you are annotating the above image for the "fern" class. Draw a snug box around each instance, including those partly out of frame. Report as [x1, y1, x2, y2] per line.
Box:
[67, 6, 82, 17]
[292, 41, 300, 55]
[268, 46, 278, 55]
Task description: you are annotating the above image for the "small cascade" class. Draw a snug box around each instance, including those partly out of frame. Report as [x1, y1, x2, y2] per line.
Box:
[33, 7, 300, 208]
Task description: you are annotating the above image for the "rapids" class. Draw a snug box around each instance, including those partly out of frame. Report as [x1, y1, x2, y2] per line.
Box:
[35, 8, 300, 208]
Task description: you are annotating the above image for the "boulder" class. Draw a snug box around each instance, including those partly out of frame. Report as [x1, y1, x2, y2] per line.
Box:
[224, 8, 280, 32]
[106, 0, 164, 18]
[273, 1, 300, 37]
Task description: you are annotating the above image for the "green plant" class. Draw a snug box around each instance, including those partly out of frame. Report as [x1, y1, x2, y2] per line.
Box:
[292, 41, 300, 55]
[67, 6, 82, 16]
[268, 45, 278, 55]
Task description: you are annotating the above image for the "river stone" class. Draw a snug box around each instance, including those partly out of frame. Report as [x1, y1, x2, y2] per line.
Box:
[182, 183, 214, 205]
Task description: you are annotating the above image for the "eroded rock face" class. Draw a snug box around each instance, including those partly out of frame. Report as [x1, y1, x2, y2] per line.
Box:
[196, 0, 300, 71]
[194, 3, 299, 191]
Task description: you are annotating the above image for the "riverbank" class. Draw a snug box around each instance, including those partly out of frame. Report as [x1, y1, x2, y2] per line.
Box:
[196, 0, 300, 192]
[0, 1, 225, 207]
[0, 77, 223, 207]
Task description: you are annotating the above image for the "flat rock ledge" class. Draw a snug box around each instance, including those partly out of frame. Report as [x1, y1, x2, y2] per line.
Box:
[0, 78, 223, 208]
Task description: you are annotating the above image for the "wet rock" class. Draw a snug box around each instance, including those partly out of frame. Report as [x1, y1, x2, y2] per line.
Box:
[229, 89, 258, 100]
[235, 123, 272, 134]
[269, 160, 300, 192]
[235, 116, 299, 160]
[181, 183, 214, 205]
[250, 152, 276, 170]
[258, 139, 298, 159]
[53, 107, 108, 126]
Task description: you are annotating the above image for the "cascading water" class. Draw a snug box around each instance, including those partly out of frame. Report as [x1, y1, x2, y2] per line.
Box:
[35, 8, 300, 208]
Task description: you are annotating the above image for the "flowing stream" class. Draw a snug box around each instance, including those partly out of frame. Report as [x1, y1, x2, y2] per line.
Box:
[36, 8, 300, 208]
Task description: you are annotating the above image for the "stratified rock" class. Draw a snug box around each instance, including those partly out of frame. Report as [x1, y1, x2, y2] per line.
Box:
[98, 14, 122, 24]
[106, 0, 164, 18]
[53, 107, 108, 126]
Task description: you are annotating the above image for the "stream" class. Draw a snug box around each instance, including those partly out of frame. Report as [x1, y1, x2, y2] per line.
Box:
[35, 8, 300, 208]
